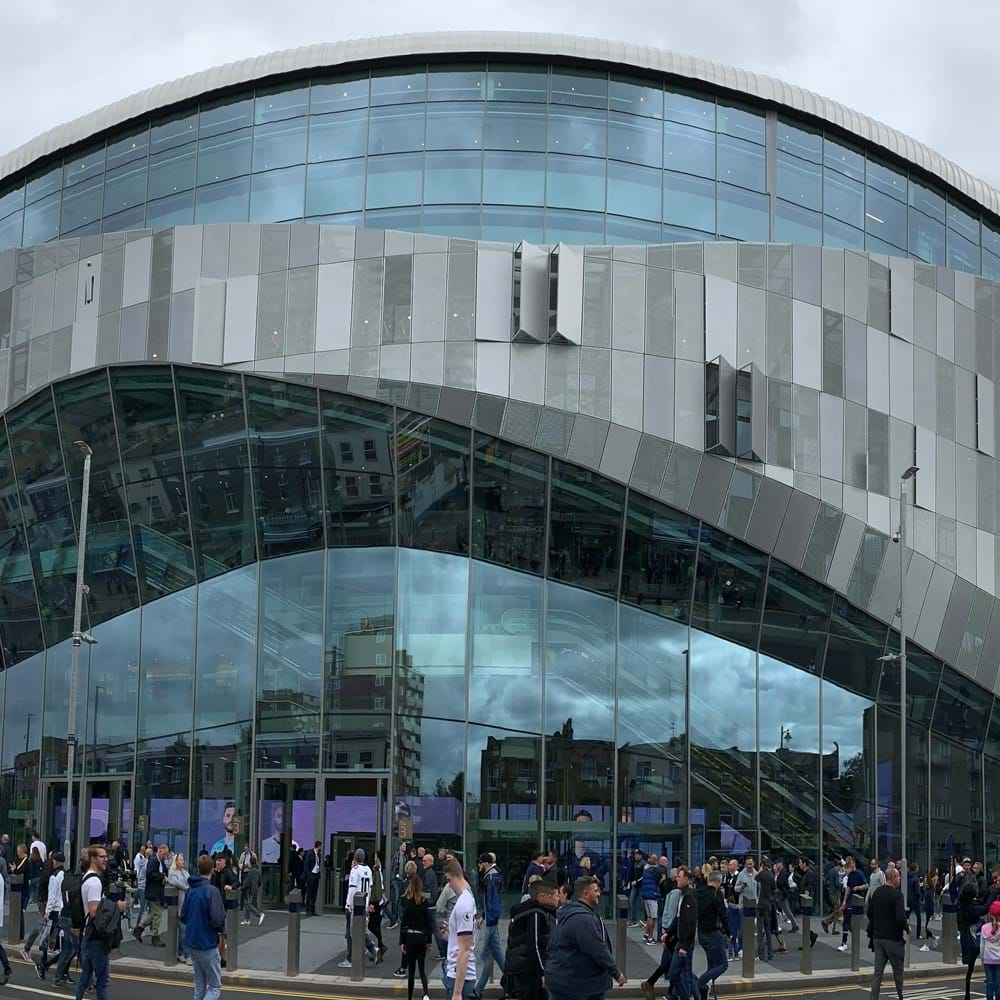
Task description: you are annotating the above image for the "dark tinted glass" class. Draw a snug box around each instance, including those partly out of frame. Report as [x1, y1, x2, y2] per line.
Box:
[932, 665, 992, 750]
[471, 434, 546, 575]
[823, 597, 886, 699]
[396, 411, 469, 555]
[1, 653, 43, 814]
[758, 561, 832, 671]
[86, 608, 139, 776]
[137, 586, 195, 740]
[245, 377, 322, 559]
[174, 368, 256, 579]
[620, 491, 697, 618]
[41, 635, 86, 776]
[321, 393, 395, 547]
[487, 65, 548, 103]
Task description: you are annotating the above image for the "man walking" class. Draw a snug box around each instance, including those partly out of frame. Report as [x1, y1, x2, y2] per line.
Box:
[35, 851, 65, 980]
[181, 856, 226, 1000]
[695, 869, 730, 1000]
[755, 856, 775, 961]
[442, 858, 479, 1000]
[386, 841, 408, 928]
[545, 874, 625, 1000]
[134, 844, 169, 946]
[869, 866, 907, 1000]
[338, 849, 376, 970]
[504, 879, 559, 1000]
[303, 841, 321, 917]
[475, 853, 505, 997]
[75, 846, 126, 1000]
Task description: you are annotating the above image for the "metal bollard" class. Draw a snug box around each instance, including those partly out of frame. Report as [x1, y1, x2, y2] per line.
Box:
[741, 900, 755, 979]
[615, 894, 629, 979]
[286, 889, 302, 977]
[850, 892, 864, 972]
[799, 894, 813, 975]
[6, 875, 23, 946]
[224, 887, 240, 972]
[350, 899, 368, 983]
[942, 902, 958, 965]
[163, 885, 178, 967]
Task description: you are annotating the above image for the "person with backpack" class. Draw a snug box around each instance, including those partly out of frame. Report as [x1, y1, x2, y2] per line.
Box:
[75, 845, 126, 1000]
[181, 856, 226, 1000]
[52, 854, 89, 990]
[33, 851, 65, 980]
[505, 878, 559, 1000]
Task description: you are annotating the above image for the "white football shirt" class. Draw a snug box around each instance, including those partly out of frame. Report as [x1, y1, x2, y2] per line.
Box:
[446, 887, 478, 982]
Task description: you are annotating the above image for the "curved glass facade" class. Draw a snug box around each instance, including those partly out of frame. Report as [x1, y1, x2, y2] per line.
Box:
[3, 60, 1000, 275]
[0, 362, 997, 900]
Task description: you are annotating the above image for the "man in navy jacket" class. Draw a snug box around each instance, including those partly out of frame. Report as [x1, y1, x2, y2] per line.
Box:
[475, 854, 506, 996]
[181, 857, 226, 1000]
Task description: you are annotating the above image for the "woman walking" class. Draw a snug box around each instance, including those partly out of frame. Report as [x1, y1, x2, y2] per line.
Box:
[400, 871, 431, 1000]
[168, 852, 191, 964]
[240, 853, 264, 926]
[368, 853, 386, 961]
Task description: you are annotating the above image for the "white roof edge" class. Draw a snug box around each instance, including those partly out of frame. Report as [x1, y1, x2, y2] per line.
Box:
[3, 30, 999, 219]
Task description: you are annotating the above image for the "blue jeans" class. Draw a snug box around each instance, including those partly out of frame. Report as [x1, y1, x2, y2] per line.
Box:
[628, 884, 642, 924]
[190, 947, 222, 1000]
[386, 878, 402, 925]
[177, 919, 189, 959]
[54, 916, 77, 981]
[443, 975, 479, 998]
[727, 906, 742, 956]
[698, 930, 728, 991]
[985, 962, 1000, 1000]
[668, 945, 696, 1000]
[475, 921, 506, 993]
[74, 939, 109, 1000]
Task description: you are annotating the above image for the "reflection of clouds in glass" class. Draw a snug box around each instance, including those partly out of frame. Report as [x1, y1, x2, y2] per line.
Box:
[758, 654, 819, 753]
[821, 679, 872, 769]
[691, 631, 755, 751]
[409, 717, 465, 796]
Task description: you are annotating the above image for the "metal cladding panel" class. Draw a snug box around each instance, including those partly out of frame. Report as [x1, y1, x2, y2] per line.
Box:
[475, 248, 513, 343]
[771, 490, 820, 568]
[935, 576, 976, 665]
[513, 243, 548, 343]
[745, 476, 792, 552]
[552, 244, 583, 345]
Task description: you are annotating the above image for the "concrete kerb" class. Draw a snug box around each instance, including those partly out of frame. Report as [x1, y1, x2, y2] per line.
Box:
[110, 955, 959, 997]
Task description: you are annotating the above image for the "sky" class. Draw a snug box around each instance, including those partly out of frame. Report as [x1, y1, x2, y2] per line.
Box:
[1, 0, 999, 186]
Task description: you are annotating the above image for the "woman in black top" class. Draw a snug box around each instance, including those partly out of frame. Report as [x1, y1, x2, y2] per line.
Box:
[399, 873, 432, 1000]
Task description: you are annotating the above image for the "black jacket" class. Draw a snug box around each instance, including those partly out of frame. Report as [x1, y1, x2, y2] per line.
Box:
[868, 885, 906, 942]
[676, 886, 698, 951]
[756, 867, 775, 905]
[145, 856, 166, 903]
[505, 898, 557, 977]
[210, 865, 238, 896]
[303, 851, 320, 879]
[797, 864, 816, 899]
[695, 884, 728, 936]
[775, 867, 790, 901]
[545, 899, 619, 996]
[399, 895, 431, 940]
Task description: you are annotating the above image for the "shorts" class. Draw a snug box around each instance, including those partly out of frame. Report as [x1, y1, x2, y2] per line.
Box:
[644, 900, 658, 919]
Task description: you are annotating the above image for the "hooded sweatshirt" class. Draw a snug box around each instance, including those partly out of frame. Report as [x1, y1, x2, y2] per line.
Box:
[180, 875, 226, 952]
[981, 919, 1000, 964]
[544, 899, 620, 996]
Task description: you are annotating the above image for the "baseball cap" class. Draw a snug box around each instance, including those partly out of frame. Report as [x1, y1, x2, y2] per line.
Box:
[991, 901, 1000, 918]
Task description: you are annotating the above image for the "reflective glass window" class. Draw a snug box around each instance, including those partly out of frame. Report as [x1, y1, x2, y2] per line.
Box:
[823, 214, 864, 250]
[867, 157, 906, 202]
[395, 547, 468, 720]
[691, 525, 768, 648]
[718, 102, 764, 144]
[365, 154, 423, 209]
[948, 201, 980, 242]
[547, 107, 607, 157]
[396, 411, 469, 554]
[371, 67, 427, 105]
[609, 75, 663, 118]
[483, 151, 545, 206]
[191, 724, 251, 854]
[985, 249, 1000, 281]
[665, 87, 715, 130]
[197, 95, 253, 138]
[197, 128, 252, 183]
[487, 65, 549, 103]
[147, 190, 194, 227]
[26, 166, 61, 205]
[909, 180, 946, 223]
[195, 176, 251, 224]
[104, 160, 147, 213]
[718, 183, 769, 241]
[305, 159, 364, 216]
[984, 222, 1000, 257]
[909, 208, 946, 265]
[324, 546, 395, 769]
[255, 84, 309, 124]
[932, 665, 992, 750]
[550, 69, 608, 108]
[472, 435, 546, 575]
[86, 608, 139, 775]
[545, 209, 606, 244]
[929, 735, 982, 867]
[777, 150, 821, 210]
[255, 549, 323, 770]
[824, 169, 864, 230]
[137, 587, 195, 741]
[0, 184, 23, 220]
[546, 154, 606, 212]
[484, 103, 547, 151]
[606, 160, 660, 221]
[948, 230, 981, 273]
[775, 200, 821, 245]
[107, 127, 149, 168]
[368, 105, 426, 155]
[424, 151, 482, 205]
[607, 112, 662, 167]
[174, 368, 256, 578]
[1, 652, 43, 819]
[605, 215, 660, 244]
[249, 165, 305, 222]
[717, 134, 765, 192]
[246, 377, 322, 558]
[425, 102, 483, 150]
[150, 111, 197, 152]
[252, 118, 307, 171]
[102, 203, 146, 233]
[824, 137, 865, 181]
[759, 561, 832, 671]
[664, 121, 715, 178]
[823, 597, 886, 698]
[310, 74, 370, 114]
[135, 729, 192, 857]
[482, 205, 544, 243]
[147, 143, 196, 199]
[0, 211, 21, 252]
[547, 460, 623, 597]
[308, 109, 369, 161]
[427, 65, 485, 101]
[63, 143, 106, 188]
[364, 207, 420, 231]
[776, 119, 822, 162]
[23, 192, 60, 246]
[865, 186, 907, 250]
[663, 171, 715, 233]
[60, 175, 103, 233]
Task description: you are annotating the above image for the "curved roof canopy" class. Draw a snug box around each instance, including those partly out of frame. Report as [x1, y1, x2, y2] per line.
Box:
[2, 31, 997, 218]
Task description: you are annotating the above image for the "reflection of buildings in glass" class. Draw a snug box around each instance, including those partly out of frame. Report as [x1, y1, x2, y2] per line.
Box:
[821, 703, 876, 856]
[325, 424, 394, 542]
[392, 654, 424, 798]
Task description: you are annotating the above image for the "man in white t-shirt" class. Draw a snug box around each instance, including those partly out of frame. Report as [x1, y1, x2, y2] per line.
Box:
[442, 858, 478, 1000]
[30, 834, 46, 864]
[338, 849, 376, 970]
[76, 845, 125, 1000]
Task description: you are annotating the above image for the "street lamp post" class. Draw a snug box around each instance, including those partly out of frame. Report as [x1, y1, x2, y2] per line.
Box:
[64, 441, 97, 864]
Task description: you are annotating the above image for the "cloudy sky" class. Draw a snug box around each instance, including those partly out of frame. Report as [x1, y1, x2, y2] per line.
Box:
[2, 0, 999, 185]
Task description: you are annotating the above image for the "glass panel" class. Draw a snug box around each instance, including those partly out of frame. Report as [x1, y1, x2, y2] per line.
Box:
[427, 65, 485, 101]
[396, 411, 469, 555]
[690, 630, 755, 861]
[323, 547, 394, 769]
[86, 608, 139, 775]
[777, 151, 821, 210]
[255, 549, 323, 769]
[609, 75, 663, 118]
[775, 200, 821, 245]
[63, 143, 106, 188]
[824, 214, 864, 251]
[310, 74, 370, 115]
[60, 174, 103, 234]
[368, 105, 426, 155]
[663, 171, 715, 234]
[111, 367, 196, 600]
[195, 176, 251, 224]
[396, 547, 468, 720]
[425, 103, 483, 151]
[365, 154, 423, 209]
[867, 157, 907, 202]
[481, 205, 544, 243]
[26, 166, 61, 205]
[932, 665, 991, 750]
[424, 151, 482, 204]
[191, 724, 251, 858]
[102, 204, 146, 234]
[252, 118, 308, 172]
[605, 215, 661, 245]
[929, 736, 982, 869]
[23, 192, 61, 246]
[246, 376, 323, 558]
[776, 119, 822, 163]
[824, 170, 864, 230]
[136, 732, 191, 858]
[174, 368, 256, 579]
[547, 459, 624, 597]
[249, 165, 305, 222]
[718, 102, 764, 144]
[137, 587, 195, 740]
[606, 161, 661, 221]
[547, 108, 607, 157]
[197, 128, 252, 184]
[471, 434, 546, 575]
[198, 96, 254, 138]
[145, 191, 193, 228]
[665, 88, 715, 130]
[0, 652, 42, 832]
[483, 151, 545, 206]
[608, 112, 662, 167]
[909, 180, 946, 223]
[304, 159, 364, 216]
[824, 138, 865, 181]
[104, 160, 148, 213]
[255, 85, 309, 124]
[421, 206, 481, 239]
[865, 186, 907, 250]
[468, 562, 542, 729]
[42, 637, 88, 776]
[545, 209, 606, 244]
[305, 109, 367, 163]
[546, 154, 606, 212]
[664, 121, 715, 178]
[0, 211, 21, 252]
[717, 133, 765, 192]
[370, 68, 427, 106]
[0, 184, 24, 220]
[484, 103, 547, 151]
[948, 231, 980, 274]
[909, 209, 947, 265]
[107, 127, 149, 169]
[718, 183, 769, 242]
[486, 65, 549, 103]
[759, 561, 832, 670]
[147, 144, 196, 199]
[550, 69, 608, 109]
[150, 111, 197, 153]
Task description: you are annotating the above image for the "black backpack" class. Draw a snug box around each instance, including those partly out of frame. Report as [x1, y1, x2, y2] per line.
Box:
[62, 872, 86, 930]
[82, 874, 122, 951]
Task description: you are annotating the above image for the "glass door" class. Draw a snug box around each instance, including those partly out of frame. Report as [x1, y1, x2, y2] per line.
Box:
[41, 781, 76, 854]
[322, 776, 387, 911]
[80, 779, 132, 848]
[257, 776, 317, 908]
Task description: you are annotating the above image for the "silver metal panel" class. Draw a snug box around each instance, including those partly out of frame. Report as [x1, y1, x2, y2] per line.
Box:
[827, 514, 865, 593]
[192, 279, 225, 364]
[475, 248, 513, 343]
[612, 259, 645, 354]
[642, 355, 674, 439]
[171, 226, 202, 293]
[411, 252, 447, 343]
[977, 374, 996, 456]
[704, 275, 737, 366]
[913, 563, 956, 652]
[514, 242, 548, 342]
[475, 342, 511, 398]
[771, 489, 820, 567]
[221, 274, 257, 364]
[888, 337, 913, 424]
[688, 453, 734, 525]
[553, 243, 583, 345]
[69, 316, 97, 373]
[122, 236, 152, 309]
[902, 549, 934, 639]
[935, 576, 976, 663]
[509, 343, 545, 404]
[598, 422, 641, 484]
[791, 298, 821, 390]
[889, 257, 914, 342]
[744, 476, 792, 552]
[611, 349, 643, 431]
[316, 261, 353, 353]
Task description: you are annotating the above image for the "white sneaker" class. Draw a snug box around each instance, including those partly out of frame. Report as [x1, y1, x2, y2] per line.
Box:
[337, 960, 352, 968]
[919, 944, 930, 952]
[423, 995, 431, 1000]
[258, 913, 265, 926]
[837, 943, 848, 952]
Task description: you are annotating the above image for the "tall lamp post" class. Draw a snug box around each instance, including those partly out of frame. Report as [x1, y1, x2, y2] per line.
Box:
[64, 441, 97, 864]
